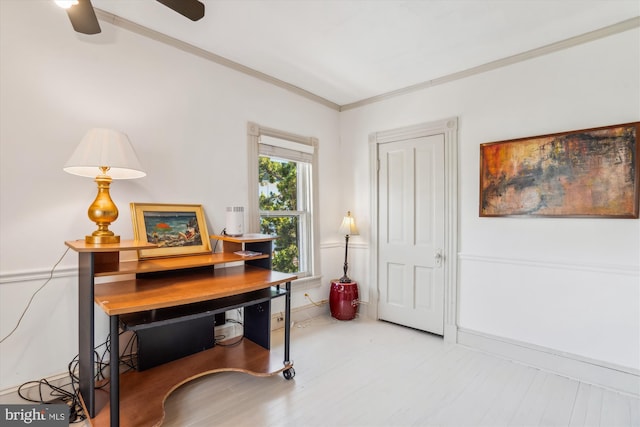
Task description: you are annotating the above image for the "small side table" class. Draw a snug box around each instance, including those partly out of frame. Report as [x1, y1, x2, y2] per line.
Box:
[330, 280, 359, 320]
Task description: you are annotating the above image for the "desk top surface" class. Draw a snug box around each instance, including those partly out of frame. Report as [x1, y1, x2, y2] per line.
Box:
[94, 265, 296, 315]
[65, 239, 156, 252]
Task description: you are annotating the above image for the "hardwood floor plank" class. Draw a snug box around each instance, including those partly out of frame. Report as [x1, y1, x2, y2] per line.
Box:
[569, 382, 597, 426]
[509, 371, 579, 426]
[424, 355, 513, 426]
[539, 375, 580, 426]
[476, 359, 540, 426]
[600, 388, 638, 427]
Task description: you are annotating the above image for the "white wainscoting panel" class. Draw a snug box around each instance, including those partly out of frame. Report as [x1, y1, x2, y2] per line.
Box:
[458, 253, 640, 396]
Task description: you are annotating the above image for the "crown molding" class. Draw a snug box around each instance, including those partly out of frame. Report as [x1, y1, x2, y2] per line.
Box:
[339, 16, 640, 111]
[93, 8, 341, 111]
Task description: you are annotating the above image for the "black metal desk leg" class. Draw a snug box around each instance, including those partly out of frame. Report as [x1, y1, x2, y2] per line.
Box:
[78, 253, 95, 418]
[110, 315, 120, 427]
[284, 281, 291, 364]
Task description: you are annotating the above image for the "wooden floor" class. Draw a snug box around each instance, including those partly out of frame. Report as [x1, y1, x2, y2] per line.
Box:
[157, 316, 639, 427]
[4, 315, 639, 426]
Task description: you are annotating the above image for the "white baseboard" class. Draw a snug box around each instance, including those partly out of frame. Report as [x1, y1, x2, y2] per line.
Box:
[458, 327, 640, 397]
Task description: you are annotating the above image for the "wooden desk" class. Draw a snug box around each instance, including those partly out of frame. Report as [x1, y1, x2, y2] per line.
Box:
[66, 235, 296, 427]
[94, 265, 293, 315]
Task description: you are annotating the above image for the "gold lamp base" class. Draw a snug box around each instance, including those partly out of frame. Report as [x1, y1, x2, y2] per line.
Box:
[85, 234, 120, 244]
[85, 172, 120, 244]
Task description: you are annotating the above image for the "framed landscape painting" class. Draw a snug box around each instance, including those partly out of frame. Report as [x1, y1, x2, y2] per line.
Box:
[479, 122, 639, 218]
[130, 203, 212, 259]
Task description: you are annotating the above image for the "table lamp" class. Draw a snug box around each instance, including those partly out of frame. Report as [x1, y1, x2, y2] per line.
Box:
[338, 211, 359, 283]
[64, 128, 146, 244]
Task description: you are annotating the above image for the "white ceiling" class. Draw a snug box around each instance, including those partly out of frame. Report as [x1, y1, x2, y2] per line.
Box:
[90, 0, 639, 107]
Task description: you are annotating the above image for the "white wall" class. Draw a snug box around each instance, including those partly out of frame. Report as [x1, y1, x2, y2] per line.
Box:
[339, 28, 640, 371]
[0, 1, 342, 390]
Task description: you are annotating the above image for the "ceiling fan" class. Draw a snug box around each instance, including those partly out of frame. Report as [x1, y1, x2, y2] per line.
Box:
[57, 0, 205, 35]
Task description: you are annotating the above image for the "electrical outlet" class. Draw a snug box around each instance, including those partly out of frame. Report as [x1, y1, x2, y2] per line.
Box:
[270, 312, 286, 331]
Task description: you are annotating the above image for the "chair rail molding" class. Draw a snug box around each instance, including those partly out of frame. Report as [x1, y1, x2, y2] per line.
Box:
[458, 253, 639, 276]
[0, 267, 76, 285]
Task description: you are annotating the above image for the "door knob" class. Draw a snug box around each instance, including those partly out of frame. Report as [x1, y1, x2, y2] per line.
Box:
[434, 249, 443, 267]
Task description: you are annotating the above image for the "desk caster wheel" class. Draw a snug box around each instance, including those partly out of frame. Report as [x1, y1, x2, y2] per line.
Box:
[283, 368, 295, 380]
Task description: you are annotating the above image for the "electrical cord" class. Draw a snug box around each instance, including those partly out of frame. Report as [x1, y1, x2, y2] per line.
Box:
[19, 330, 139, 423]
[67, 331, 138, 421]
[304, 292, 325, 307]
[0, 247, 70, 344]
[215, 310, 244, 347]
[17, 377, 79, 422]
[215, 334, 245, 347]
[212, 228, 226, 253]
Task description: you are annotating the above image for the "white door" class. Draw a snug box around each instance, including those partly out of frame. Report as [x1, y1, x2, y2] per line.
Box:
[377, 134, 445, 334]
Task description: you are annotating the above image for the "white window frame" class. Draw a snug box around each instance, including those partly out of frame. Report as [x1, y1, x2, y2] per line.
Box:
[247, 122, 319, 280]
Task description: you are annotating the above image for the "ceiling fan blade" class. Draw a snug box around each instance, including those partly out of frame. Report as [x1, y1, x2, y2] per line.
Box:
[66, 0, 101, 34]
[155, 0, 205, 21]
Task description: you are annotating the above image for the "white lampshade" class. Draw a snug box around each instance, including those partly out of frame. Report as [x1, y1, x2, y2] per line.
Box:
[338, 211, 359, 236]
[54, 0, 78, 8]
[63, 128, 146, 179]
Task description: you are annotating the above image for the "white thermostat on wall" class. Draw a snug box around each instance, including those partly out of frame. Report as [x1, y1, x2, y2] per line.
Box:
[225, 206, 244, 236]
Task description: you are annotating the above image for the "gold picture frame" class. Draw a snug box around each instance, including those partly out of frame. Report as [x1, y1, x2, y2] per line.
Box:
[130, 202, 211, 259]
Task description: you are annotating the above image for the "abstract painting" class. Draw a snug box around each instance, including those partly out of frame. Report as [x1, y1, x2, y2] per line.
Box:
[480, 122, 639, 218]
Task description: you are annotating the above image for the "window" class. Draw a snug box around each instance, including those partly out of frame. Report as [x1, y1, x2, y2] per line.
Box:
[247, 123, 318, 279]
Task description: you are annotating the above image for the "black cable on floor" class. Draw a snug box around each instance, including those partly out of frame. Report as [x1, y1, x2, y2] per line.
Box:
[18, 330, 139, 423]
